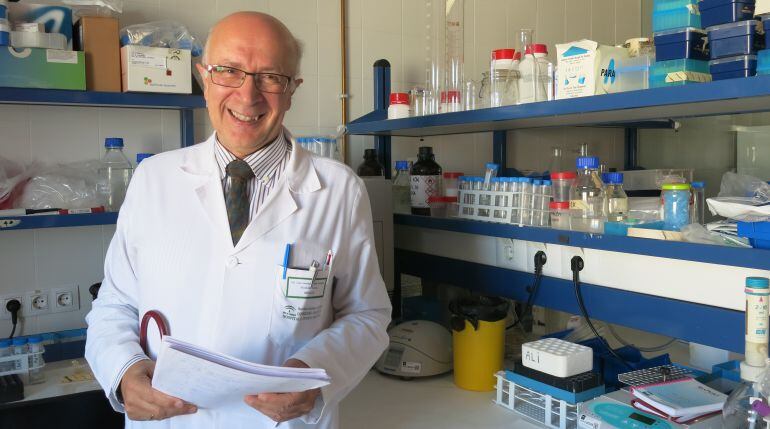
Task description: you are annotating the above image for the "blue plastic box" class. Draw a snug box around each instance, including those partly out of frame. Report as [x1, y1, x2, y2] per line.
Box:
[649, 59, 711, 87]
[708, 20, 764, 59]
[654, 27, 710, 60]
[709, 54, 757, 79]
[652, 5, 702, 32]
[737, 221, 770, 249]
[700, 0, 756, 28]
[757, 49, 770, 75]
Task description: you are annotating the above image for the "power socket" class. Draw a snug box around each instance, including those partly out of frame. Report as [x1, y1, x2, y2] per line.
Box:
[0, 294, 24, 320]
[26, 290, 50, 316]
[51, 286, 79, 314]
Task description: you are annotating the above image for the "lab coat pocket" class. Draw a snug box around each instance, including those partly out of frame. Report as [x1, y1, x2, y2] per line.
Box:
[268, 264, 333, 346]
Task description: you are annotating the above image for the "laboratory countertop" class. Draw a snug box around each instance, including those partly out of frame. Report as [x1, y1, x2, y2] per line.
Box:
[7, 362, 540, 427]
[339, 370, 539, 429]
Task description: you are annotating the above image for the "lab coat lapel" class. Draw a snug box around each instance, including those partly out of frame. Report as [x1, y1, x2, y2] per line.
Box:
[233, 137, 321, 252]
[180, 135, 233, 248]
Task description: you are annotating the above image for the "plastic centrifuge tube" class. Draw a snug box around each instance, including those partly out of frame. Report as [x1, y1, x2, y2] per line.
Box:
[484, 162, 499, 189]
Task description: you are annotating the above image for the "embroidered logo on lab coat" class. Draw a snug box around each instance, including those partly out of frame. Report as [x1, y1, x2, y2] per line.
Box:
[282, 304, 322, 321]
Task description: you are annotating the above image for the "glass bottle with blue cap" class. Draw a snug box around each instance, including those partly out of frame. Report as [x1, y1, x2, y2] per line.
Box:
[99, 137, 134, 212]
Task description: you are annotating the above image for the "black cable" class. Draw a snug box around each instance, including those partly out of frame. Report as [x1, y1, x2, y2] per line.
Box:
[507, 251, 546, 330]
[570, 256, 634, 370]
[6, 299, 20, 340]
[8, 323, 15, 340]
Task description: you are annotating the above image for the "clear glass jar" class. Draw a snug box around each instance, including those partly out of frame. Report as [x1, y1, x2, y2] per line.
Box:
[691, 181, 705, 225]
[569, 157, 606, 233]
[479, 72, 491, 108]
[550, 201, 571, 230]
[551, 171, 576, 203]
[605, 172, 628, 222]
[490, 69, 520, 107]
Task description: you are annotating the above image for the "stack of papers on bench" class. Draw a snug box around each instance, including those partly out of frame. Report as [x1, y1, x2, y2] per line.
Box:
[630, 378, 727, 422]
[152, 336, 331, 409]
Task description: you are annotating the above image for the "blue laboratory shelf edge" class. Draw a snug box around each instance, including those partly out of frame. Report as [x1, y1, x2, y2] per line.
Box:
[0, 213, 119, 231]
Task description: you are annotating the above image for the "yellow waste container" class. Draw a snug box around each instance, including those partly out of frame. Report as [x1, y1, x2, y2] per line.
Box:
[449, 296, 509, 391]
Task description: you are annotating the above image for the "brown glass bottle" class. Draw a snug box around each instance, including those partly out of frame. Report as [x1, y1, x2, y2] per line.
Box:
[410, 146, 442, 216]
[357, 149, 384, 176]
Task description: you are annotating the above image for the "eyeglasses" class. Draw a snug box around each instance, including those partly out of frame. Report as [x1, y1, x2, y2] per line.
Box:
[205, 64, 292, 94]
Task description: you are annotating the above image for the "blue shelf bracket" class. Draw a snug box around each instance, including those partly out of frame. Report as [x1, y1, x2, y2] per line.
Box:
[493, 130, 507, 173]
[624, 127, 639, 170]
[181, 109, 195, 148]
[373, 59, 392, 178]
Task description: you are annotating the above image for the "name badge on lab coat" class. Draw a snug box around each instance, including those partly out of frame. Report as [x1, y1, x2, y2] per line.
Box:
[279, 268, 329, 299]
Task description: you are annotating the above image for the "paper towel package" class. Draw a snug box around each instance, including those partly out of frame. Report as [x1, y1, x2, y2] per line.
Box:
[555, 39, 630, 99]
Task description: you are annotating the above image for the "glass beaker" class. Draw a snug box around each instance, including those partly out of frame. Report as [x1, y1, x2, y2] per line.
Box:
[463, 80, 477, 110]
[410, 87, 429, 116]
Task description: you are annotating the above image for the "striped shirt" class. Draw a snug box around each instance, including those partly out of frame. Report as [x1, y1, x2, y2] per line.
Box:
[214, 132, 292, 222]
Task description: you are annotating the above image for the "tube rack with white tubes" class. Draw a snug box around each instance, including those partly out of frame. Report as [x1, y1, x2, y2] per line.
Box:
[0, 350, 45, 377]
[457, 177, 551, 226]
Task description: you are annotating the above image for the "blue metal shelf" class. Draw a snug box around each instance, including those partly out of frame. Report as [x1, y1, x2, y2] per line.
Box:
[348, 75, 770, 136]
[0, 212, 118, 231]
[396, 249, 743, 353]
[0, 87, 205, 109]
[395, 214, 770, 270]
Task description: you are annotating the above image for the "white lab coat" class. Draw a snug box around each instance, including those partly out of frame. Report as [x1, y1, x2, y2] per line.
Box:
[85, 132, 392, 429]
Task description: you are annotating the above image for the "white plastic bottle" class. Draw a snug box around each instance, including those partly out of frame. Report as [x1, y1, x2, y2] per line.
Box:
[392, 161, 411, 214]
[99, 137, 133, 212]
[569, 156, 606, 233]
[520, 44, 551, 103]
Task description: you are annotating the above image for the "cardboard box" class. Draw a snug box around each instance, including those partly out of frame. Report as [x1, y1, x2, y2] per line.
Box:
[8, 3, 73, 49]
[74, 16, 120, 92]
[555, 40, 629, 99]
[0, 46, 85, 90]
[120, 45, 192, 94]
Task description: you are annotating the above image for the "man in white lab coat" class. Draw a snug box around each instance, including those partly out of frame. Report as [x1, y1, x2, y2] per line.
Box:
[85, 12, 392, 428]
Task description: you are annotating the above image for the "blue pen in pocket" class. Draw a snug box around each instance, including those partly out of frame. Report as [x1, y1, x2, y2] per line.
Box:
[282, 243, 292, 279]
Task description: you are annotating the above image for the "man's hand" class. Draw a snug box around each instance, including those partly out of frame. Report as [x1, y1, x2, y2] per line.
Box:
[244, 358, 321, 423]
[120, 360, 198, 421]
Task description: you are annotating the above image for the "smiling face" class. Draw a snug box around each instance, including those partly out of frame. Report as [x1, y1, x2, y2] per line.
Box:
[196, 13, 302, 158]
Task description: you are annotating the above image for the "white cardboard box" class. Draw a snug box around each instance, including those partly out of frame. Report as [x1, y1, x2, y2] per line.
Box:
[555, 39, 629, 99]
[120, 45, 191, 94]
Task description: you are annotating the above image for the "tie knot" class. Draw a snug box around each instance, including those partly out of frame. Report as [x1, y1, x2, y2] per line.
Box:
[226, 159, 255, 180]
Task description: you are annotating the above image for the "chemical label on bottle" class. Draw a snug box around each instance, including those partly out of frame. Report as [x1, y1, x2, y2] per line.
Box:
[410, 175, 440, 208]
[746, 289, 769, 343]
[570, 199, 589, 211]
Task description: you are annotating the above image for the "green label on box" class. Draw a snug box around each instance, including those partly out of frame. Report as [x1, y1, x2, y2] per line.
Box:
[0, 47, 86, 90]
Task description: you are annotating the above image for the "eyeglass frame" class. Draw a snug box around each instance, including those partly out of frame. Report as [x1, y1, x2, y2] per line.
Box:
[204, 64, 294, 94]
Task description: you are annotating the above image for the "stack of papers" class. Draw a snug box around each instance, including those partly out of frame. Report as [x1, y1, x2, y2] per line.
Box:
[630, 378, 727, 422]
[152, 336, 331, 409]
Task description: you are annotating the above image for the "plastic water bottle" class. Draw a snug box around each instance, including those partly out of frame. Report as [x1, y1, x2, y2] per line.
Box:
[691, 181, 705, 225]
[99, 137, 133, 212]
[392, 161, 411, 214]
[26, 336, 45, 384]
[569, 156, 606, 233]
[605, 172, 628, 222]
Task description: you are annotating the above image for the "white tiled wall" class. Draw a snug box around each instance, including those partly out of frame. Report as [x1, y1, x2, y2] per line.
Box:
[0, 0, 645, 335]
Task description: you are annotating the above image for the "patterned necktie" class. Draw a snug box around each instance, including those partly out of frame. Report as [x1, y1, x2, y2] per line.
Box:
[225, 159, 255, 245]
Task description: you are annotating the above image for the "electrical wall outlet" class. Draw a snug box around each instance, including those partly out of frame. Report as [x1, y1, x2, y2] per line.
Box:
[0, 294, 24, 320]
[51, 286, 80, 314]
[26, 290, 50, 316]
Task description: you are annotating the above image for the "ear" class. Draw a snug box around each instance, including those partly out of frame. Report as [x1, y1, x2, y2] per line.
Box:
[195, 63, 209, 91]
[289, 78, 303, 95]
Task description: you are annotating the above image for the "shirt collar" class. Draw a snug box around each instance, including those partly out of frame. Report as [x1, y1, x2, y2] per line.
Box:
[214, 132, 291, 183]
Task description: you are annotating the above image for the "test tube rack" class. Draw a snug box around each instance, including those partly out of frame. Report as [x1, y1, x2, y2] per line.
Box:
[0, 351, 44, 378]
[458, 189, 551, 227]
[494, 371, 578, 429]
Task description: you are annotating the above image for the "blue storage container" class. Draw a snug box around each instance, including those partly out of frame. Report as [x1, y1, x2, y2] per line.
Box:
[653, 0, 699, 11]
[757, 49, 770, 75]
[737, 221, 770, 249]
[700, 0, 756, 28]
[654, 27, 710, 60]
[709, 54, 757, 79]
[652, 4, 702, 32]
[649, 59, 711, 87]
[708, 20, 764, 59]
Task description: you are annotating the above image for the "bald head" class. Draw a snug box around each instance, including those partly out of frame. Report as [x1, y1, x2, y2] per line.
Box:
[202, 12, 303, 77]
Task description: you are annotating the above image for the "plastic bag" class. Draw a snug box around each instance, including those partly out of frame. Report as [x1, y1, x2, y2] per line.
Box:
[0, 157, 34, 209]
[62, 0, 122, 17]
[18, 161, 106, 210]
[707, 172, 770, 221]
[628, 197, 662, 222]
[681, 223, 751, 247]
[753, 358, 770, 399]
[119, 20, 202, 57]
